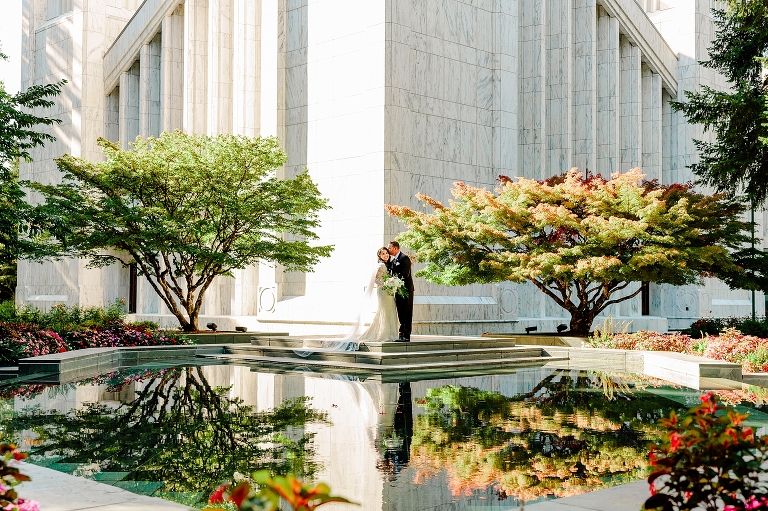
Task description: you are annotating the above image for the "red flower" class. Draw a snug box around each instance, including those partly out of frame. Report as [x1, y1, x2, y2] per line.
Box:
[229, 482, 250, 507]
[669, 433, 683, 452]
[209, 484, 228, 504]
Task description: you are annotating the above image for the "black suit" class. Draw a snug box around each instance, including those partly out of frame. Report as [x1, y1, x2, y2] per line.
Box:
[387, 251, 414, 340]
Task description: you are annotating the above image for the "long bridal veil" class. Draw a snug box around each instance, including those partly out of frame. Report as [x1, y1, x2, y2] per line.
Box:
[293, 262, 380, 356]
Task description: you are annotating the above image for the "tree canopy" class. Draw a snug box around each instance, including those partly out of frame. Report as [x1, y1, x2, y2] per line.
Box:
[672, 2, 768, 205]
[24, 131, 333, 331]
[386, 169, 750, 334]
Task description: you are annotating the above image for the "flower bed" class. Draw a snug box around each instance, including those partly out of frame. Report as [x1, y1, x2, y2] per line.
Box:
[0, 300, 188, 365]
[586, 328, 768, 373]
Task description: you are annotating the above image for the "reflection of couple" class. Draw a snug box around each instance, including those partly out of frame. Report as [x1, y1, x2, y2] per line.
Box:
[359, 241, 414, 343]
[376, 382, 413, 477]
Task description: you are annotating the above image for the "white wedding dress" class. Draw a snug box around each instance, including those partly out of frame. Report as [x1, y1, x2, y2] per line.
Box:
[293, 262, 399, 356]
[357, 262, 399, 342]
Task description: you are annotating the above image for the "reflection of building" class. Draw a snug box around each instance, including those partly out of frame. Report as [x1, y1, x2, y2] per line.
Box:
[18, 0, 766, 333]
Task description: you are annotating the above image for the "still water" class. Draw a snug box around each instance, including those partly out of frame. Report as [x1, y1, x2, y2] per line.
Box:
[0, 363, 752, 510]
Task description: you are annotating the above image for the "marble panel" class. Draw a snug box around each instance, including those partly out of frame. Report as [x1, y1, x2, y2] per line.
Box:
[596, 8, 619, 175]
[161, 5, 185, 132]
[619, 37, 641, 170]
[118, 62, 140, 148]
[642, 65, 662, 180]
[183, 0, 209, 134]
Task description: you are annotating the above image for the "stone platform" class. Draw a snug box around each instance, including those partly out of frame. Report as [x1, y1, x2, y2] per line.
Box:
[195, 334, 566, 373]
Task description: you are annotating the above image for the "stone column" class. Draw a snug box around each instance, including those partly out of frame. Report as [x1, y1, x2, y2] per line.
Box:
[207, 0, 234, 135]
[518, 0, 547, 180]
[118, 64, 140, 149]
[546, 0, 572, 175]
[642, 65, 662, 181]
[620, 37, 642, 170]
[161, 4, 185, 132]
[183, 0, 209, 134]
[596, 7, 619, 176]
[139, 36, 162, 139]
[233, 0, 261, 136]
[661, 90, 675, 184]
[256, 0, 287, 313]
[492, 1, 519, 179]
[104, 89, 120, 142]
[572, 0, 597, 173]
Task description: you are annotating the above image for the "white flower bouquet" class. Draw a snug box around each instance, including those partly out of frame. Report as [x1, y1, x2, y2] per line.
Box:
[380, 273, 408, 298]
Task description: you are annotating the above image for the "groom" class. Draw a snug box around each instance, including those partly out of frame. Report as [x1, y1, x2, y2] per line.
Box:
[387, 241, 414, 342]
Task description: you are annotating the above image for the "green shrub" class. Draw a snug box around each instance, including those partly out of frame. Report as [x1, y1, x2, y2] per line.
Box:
[684, 316, 768, 338]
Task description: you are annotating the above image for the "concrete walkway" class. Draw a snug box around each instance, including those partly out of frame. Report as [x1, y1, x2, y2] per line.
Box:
[525, 480, 649, 511]
[18, 462, 188, 511]
[20, 460, 652, 511]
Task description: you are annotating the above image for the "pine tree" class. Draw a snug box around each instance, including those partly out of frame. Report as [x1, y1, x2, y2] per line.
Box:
[672, 3, 768, 204]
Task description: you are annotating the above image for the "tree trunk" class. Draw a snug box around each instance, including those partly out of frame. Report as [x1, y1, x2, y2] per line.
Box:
[185, 309, 199, 332]
[568, 311, 598, 336]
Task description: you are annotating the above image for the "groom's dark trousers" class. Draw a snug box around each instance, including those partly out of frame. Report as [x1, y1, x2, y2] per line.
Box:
[388, 252, 415, 341]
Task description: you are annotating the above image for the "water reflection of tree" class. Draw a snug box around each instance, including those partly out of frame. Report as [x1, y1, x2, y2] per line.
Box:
[7, 367, 327, 503]
[411, 370, 682, 503]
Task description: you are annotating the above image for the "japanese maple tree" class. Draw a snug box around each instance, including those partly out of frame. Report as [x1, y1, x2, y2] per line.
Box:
[386, 169, 750, 335]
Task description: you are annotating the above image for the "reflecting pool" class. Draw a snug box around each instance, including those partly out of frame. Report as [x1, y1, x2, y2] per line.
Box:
[3, 364, 765, 510]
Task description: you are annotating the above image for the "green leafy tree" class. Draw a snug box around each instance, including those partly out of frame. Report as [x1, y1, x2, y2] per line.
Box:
[386, 169, 750, 334]
[24, 131, 333, 331]
[672, 3, 768, 204]
[0, 45, 64, 301]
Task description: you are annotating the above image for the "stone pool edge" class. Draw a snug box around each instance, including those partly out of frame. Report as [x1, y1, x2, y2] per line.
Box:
[16, 344, 226, 383]
[11, 339, 760, 391]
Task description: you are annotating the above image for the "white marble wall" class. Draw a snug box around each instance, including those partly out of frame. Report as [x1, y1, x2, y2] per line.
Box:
[596, 7, 620, 176]
[546, 0, 572, 176]
[572, 0, 597, 173]
[642, 65, 662, 181]
[160, 4, 185, 132]
[183, 0, 209, 135]
[619, 37, 642, 170]
[139, 35, 162, 139]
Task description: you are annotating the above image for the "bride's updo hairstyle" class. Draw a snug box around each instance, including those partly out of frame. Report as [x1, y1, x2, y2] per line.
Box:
[377, 247, 390, 262]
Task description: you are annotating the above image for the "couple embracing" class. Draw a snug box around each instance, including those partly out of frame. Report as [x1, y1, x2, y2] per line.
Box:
[358, 241, 414, 343]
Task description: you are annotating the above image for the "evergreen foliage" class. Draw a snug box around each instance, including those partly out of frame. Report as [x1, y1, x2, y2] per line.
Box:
[672, 3, 768, 205]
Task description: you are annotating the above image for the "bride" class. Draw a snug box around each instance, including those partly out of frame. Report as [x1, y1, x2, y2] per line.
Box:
[294, 247, 399, 355]
[356, 247, 400, 342]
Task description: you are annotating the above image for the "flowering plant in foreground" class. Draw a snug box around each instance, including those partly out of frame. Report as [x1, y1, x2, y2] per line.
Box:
[206, 470, 355, 511]
[645, 393, 768, 511]
[380, 273, 407, 298]
[0, 443, 37, 511]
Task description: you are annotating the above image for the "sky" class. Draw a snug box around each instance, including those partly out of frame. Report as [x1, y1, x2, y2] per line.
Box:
[0, 0, 23, 94]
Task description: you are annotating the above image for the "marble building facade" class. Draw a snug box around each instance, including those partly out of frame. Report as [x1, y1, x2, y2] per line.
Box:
[17, 0, 767, 334]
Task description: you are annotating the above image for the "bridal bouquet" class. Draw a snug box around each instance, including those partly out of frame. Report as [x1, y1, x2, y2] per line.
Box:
[381, 273, 408, 298]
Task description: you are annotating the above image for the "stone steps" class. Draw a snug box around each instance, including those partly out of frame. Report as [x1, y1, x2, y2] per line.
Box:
[250, 334, 517, 353]
[198, 352, 565, 372]
[228, 345, 540, 365]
